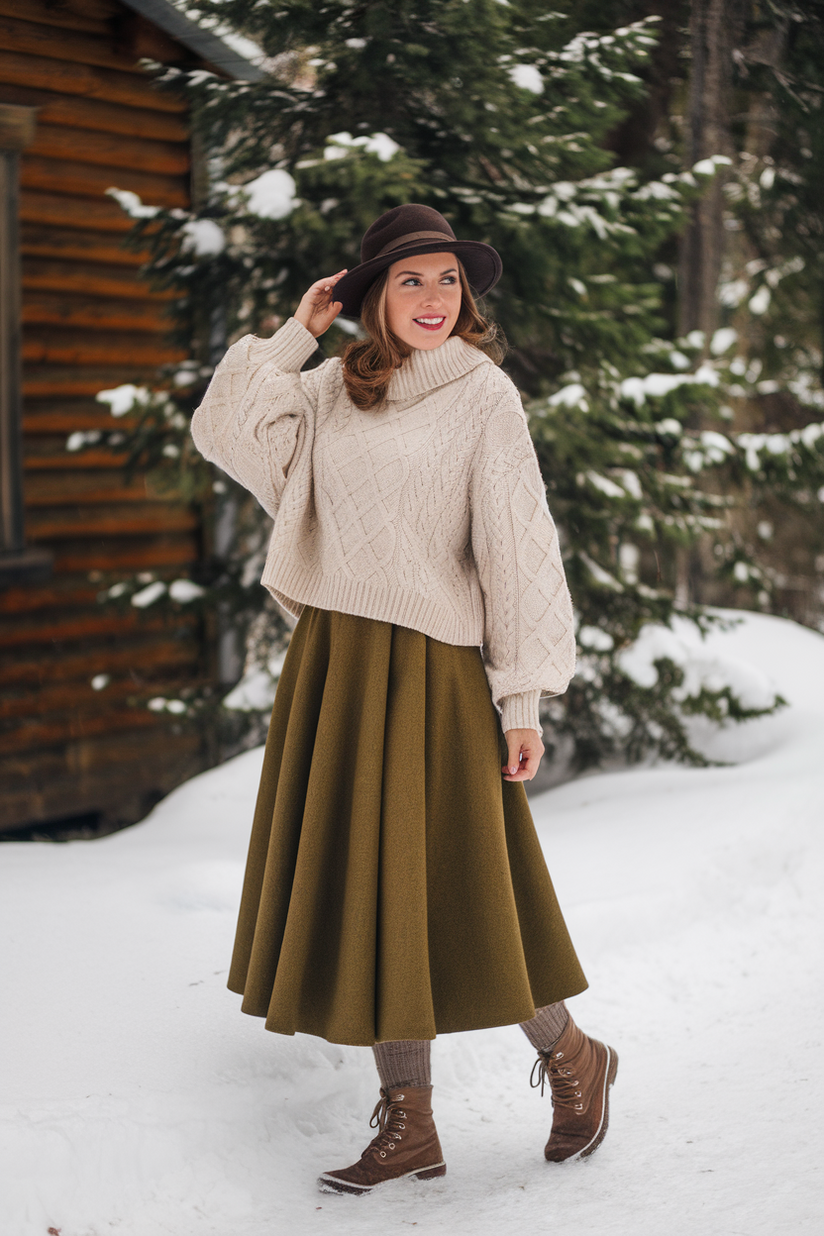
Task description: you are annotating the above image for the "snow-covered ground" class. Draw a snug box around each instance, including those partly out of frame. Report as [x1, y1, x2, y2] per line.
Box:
[2, 610, 822, 1236]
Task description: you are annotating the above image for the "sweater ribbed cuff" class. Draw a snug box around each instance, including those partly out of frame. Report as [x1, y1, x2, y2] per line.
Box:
[500, 691, 542, 735]
[248, 316, 319, 371]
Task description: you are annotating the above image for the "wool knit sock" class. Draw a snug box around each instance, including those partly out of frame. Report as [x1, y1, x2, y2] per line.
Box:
[519, 1002, 570, 1052]
[372, 1040, 431, 1090]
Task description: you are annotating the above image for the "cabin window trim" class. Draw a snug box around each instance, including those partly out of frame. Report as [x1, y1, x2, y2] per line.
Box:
[0, 104, 51, 587]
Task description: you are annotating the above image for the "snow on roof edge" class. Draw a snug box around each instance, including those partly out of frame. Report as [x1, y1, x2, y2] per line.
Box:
[119, 0, 267, 81]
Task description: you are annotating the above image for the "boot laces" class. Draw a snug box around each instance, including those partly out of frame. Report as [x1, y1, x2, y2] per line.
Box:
[530, 1050, 583, 1111]
[367, 1090, 408, 1159]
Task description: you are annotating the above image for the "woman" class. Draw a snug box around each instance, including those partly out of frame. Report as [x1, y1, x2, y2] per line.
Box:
[191, 204, 617, 1195]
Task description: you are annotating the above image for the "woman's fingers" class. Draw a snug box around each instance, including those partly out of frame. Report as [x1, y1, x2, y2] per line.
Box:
[502, 728, 545, 781]
[310, 270, 348, 301]
[294, 270, 348, 336]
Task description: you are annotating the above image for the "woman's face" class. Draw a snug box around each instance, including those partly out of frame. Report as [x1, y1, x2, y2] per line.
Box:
[385, 252, 462, 350]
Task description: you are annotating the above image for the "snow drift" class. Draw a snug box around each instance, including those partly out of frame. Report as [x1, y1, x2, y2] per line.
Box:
[1, 610, 822, 1235]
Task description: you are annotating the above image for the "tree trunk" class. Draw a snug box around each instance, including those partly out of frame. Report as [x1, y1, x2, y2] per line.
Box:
[677, 0, 745, 344]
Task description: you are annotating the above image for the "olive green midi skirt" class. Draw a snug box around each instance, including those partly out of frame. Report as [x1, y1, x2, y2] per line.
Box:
[227, 606, 587, 1047]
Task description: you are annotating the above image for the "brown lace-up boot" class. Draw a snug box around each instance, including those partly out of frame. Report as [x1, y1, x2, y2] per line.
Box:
[531, 1017, 618, 1162]
[318, 1085, 446, 1195]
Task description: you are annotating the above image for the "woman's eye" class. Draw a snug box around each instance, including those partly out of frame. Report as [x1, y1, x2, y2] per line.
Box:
[402, 278, 421, 286]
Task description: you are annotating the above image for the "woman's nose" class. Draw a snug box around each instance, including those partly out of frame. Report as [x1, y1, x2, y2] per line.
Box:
[419, 284, 443, 308]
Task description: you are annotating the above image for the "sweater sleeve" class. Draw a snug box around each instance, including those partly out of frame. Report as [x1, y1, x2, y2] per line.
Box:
[470, 375, 576, 734]
[190, 316, 322, 520]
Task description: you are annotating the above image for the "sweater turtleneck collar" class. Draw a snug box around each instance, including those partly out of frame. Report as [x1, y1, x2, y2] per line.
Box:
[385, 336, 492, 402]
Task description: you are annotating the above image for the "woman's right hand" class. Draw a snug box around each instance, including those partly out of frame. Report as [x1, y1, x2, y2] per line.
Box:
[294, 269, 348, 338]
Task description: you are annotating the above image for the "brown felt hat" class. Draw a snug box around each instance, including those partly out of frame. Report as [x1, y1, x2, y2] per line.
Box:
[334, 203, 503, 318]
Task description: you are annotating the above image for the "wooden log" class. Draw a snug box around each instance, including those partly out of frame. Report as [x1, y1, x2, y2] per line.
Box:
[0, 675, 202, 720]
[0, 728, 200, 786]
[23, 292, 171, 334]
[22, 225, 149, 266]
[23, 396, 102, 415]
[24, 427, 122, 448]
[2, 736, 202, 795]
[0, 48, 188, 114]
[0, 1, 117, 38]
[23, 258, 174, 300]
[0, 15, 162, 75]
[0, 722, 199, 781]
[26, 446, 137, 469]
[23, 469, 187, 505]
[19, 188, 155, 232]
[22, 405, 131, 434]
[0, 707, 168, 757]
[52, 537, 197, 572]
[22, 334, 185, 368]
[0, 728, 203, 831]
[0, 83, 189, 141]
[2, 1, 196, 72]
[0, 608, 178, 646]
[0, 577, 101, 615]
[24, 363, 170, 386]
[0, 574, 191, 620]
[23, 374, 161, 399]
[26, 449, 133, 470]
[24, 444, 130, 467]
[23, 469, 155, 505]
[27, 504, 198, 537]
[29, 123, 190, 177]
[0, 635, 199, 681]
[20, 154, 189, 208]
[0, 45, 189, 111]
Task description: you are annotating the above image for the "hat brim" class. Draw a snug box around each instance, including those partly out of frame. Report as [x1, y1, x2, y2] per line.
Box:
[333, 239, 502, 319]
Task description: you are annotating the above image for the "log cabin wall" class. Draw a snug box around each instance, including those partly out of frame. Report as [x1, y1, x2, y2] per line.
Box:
[0, 0, 228, 833]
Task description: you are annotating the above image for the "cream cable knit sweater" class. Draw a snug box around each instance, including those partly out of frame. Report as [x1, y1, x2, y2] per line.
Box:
[191, 317, 575, 733]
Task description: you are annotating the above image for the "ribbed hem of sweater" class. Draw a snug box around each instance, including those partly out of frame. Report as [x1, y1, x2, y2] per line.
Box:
[264, 564, 545, 733]
[500, 690, 542, 735]
[248, 316, 319, 370]
[262, 557, 486, 650]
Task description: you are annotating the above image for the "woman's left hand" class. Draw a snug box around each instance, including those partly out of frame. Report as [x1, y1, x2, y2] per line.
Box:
[502, 729, 545, 781]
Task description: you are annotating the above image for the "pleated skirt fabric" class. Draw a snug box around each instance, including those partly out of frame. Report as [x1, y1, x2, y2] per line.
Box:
[227, 606, 587, 1047]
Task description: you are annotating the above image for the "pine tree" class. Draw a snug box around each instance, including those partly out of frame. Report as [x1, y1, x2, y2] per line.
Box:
[86, 0, 824, 771]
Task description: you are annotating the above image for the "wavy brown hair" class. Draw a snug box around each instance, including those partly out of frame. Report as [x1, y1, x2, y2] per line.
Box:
[341, 257, 505, 411]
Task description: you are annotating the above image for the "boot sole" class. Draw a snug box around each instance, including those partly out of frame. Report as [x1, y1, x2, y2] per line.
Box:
[574, 1046, 619, 1161]
[545, 1046, 619, 1164]
[317, 1162, 447, 1195]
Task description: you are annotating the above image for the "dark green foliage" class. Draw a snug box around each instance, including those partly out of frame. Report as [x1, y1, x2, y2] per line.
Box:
[93, 0, 824, 771]
[142, 1, 672, 381]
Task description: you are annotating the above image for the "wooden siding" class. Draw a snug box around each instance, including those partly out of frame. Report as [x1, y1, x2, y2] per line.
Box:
[0, 0, 215, 832]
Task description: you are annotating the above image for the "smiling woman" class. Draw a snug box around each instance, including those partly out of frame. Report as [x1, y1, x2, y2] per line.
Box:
[386, 253, 462, 346]
[190, 203, 616, 1197]
[341, 249, 504, 410]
